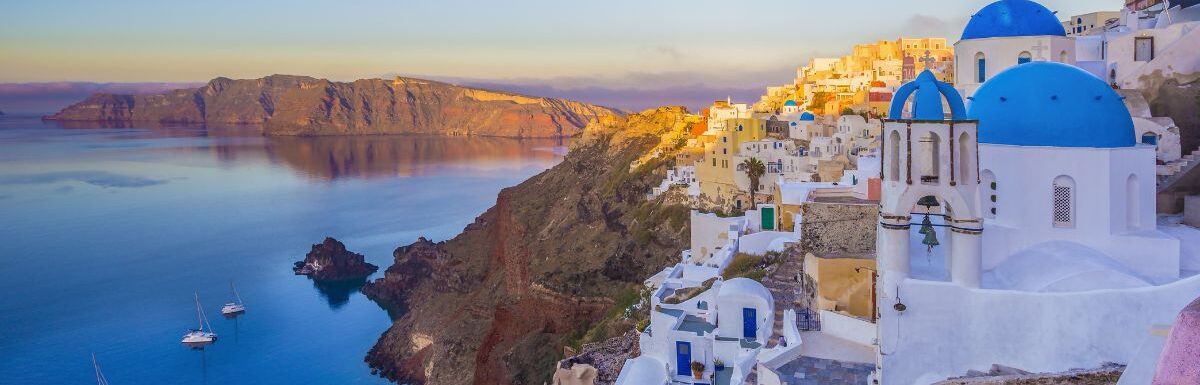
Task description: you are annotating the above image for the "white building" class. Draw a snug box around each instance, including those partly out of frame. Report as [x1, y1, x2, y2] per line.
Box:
[874, 59, 1200, 384]
[733, 139, 814, 193]
[623, 277, 776, 385]
[834, 115, 882, 156]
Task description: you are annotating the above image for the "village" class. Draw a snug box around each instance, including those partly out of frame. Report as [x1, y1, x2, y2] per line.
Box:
[551, 1, 1200, 384]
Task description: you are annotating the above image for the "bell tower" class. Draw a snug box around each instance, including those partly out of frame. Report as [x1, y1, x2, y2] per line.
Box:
[877, 70, 983, 291]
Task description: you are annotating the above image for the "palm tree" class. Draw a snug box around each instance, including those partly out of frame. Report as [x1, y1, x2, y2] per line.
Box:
[742, 157, 766, 210]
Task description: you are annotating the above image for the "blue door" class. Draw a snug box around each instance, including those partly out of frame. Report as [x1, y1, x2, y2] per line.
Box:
[743, 308, 757, 339]
[676, 341, 692, 376]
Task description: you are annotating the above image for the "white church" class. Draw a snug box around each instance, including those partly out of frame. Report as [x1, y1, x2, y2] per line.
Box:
[875, 1, 1200, 383]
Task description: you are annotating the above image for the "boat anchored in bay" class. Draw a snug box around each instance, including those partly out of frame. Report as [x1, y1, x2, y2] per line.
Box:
[221, 282, 245, 315]
[181, 293, 217, 345]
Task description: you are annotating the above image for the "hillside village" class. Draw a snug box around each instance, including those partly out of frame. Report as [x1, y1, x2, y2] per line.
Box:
[552, 1, 1200, 384]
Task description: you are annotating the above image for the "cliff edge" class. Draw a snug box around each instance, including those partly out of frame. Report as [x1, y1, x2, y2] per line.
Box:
[361, 107, 696, 384]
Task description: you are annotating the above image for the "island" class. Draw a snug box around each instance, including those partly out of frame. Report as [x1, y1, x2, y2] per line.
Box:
[44, 75, 620, 138]
[293, 237, 379, 281]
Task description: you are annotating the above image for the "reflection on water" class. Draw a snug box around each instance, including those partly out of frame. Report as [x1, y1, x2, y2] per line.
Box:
[310, 277, 370, 310]
[264, 134, 567, 180]
[0, 118, 566, 385]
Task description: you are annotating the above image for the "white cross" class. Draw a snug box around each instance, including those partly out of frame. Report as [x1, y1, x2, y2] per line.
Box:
[919, 50, 937, 68]
[1031, 41, 1049, 61]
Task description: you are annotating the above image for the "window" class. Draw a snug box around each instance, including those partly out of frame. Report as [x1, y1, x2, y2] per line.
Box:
[975, 53, 986, 83]
[1060, 50, 1069, 62]
[1052, 176, 1075, 227]
[982, 170, 997, 219]
[1135, 37, 1154, 62]
[1018, 51, 1032, 65]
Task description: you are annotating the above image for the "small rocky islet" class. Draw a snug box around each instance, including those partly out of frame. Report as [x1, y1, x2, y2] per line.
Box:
[293, 237, 379, 281]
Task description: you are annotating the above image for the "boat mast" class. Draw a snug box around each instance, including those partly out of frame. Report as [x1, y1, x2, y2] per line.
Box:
[232, 282, 243, 305]
[92, 353, 109, 385]
[200, 297, 214, 333]
[193, 293, 203, 331]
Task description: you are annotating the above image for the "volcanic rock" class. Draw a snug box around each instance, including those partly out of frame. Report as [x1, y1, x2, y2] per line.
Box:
[293, 237, 379, 281]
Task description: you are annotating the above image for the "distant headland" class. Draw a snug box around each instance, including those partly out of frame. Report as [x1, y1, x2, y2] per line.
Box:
[45, 75, 621, 138]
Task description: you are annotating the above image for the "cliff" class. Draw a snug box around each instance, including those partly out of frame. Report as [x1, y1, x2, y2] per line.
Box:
[44, 75, 620, 138]
[293, 237, 379, 281]
[362, 107, 697, 384]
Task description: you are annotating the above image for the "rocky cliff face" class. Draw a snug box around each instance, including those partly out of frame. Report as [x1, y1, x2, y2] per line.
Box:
[293, 237, 379, 281]
[361, 107, 696, 385]
[45, 75, 620, 138]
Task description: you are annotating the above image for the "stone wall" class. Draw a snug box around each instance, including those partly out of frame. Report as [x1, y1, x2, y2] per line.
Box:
[799, 202, 878, 255]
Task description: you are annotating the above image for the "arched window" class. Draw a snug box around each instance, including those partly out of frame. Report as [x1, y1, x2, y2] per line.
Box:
[1018, 51, 1032, 65]
[981, 170, 997, 219]
[975, 52, 987, 83]
[920, 131, 941, 185]
[888, 131, 901, 181]
[1127, 174, 1140, 231]
[1059, 50, 1069, 63]
[958, 132, 973, 182]
[1052, 175, 1076, 228]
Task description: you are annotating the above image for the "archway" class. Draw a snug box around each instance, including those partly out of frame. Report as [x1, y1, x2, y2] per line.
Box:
[1018, 51, 1032, 65]
[919, 131, 941, 185]
[888, 130, 901, 181]
[958, 132, 973, 183]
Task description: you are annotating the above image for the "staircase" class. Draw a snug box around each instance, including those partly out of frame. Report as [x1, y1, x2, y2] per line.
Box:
[762, 247, 806, 349]
[1158, 148, 1200, 189]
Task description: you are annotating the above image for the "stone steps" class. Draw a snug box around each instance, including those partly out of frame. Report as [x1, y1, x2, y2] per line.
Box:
[762, 247, 805, 349]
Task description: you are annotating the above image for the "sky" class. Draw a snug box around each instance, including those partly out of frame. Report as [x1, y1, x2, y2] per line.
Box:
[0, 0, 1119, 111]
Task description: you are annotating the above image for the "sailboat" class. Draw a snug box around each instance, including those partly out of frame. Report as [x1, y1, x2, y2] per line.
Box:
[221, 282, 245, 315]
[92, 353, 110, 385]
[181, 293, 217, 344]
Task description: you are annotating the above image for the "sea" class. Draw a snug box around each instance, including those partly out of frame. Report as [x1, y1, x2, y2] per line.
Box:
[0, 115, 567, 384]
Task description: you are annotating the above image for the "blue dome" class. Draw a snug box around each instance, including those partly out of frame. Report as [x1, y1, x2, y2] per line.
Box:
[962, 0, 1066, 40]
[888, 70, 967, 120]
[799, 112, 815, 121]
[969, 62, 1134, 148]
[784, 100, 797, 107]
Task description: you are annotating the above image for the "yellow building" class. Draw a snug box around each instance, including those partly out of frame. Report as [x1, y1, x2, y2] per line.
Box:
[803, 252, 877, 320]
[764, 37, 955, 115]
[696, 118, 766, 209]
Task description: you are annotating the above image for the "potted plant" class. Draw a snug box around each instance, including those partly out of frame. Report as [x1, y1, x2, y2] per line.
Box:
[690, 361, 705, 379]
[713, 358, 725, 371]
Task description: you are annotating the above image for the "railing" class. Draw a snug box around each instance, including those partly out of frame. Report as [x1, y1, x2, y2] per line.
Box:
[797, 308, 821, 331]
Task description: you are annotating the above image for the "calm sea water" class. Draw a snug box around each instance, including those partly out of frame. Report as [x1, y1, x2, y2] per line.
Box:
[0, 117, 566, 384]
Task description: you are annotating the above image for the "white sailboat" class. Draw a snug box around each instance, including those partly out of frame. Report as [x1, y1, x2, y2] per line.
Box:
[92, 353, 110, 385]
[221, 282, 245, 315]
[181, 293, 217, 344]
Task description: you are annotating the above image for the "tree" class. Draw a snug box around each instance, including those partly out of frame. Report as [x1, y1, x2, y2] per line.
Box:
[742, 157, 766, 210]
[841, 107, 856, 116]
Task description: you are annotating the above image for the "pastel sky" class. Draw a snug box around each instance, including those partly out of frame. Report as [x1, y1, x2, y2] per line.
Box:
[0, 0, 1118, 110]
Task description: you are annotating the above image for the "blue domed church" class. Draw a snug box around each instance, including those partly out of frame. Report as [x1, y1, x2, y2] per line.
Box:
[954, 0, 1075, 97]
[874, 4, 1192, 383]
